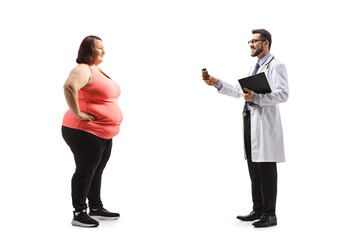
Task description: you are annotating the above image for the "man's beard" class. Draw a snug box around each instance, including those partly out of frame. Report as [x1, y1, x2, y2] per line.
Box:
[251, 45, 264, 57]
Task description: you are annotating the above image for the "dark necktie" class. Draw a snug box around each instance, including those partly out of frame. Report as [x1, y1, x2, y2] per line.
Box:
[243, 62, 260, 111]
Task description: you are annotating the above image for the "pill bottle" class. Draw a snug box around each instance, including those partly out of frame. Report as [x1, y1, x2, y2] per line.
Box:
[202, 68, 209, 80]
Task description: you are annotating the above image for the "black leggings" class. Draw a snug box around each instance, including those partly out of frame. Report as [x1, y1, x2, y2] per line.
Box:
[62, 126, 112, 212]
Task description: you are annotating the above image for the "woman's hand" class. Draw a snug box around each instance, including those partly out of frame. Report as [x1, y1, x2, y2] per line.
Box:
[76, 112, 97, 121]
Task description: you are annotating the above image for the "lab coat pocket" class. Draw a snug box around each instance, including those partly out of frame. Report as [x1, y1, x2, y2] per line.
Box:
[261, 107, 276, 127]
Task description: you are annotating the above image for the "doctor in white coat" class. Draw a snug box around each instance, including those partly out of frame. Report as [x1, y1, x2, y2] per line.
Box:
[203, 29, 288, 228]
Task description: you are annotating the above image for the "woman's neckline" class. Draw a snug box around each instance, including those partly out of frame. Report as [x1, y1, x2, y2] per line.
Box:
[90, 66, 112, 81]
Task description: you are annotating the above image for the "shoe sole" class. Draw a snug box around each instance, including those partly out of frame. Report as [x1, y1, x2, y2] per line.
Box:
[89, 215, 120, 220]
[71, 220, 99, 227]
[253, 222, 277, 228]
[236, 217, 262, 221]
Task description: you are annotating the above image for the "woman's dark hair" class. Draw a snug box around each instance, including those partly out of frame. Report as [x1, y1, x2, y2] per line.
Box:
[252, 29, 272, 50]
[76, 35, 102, 65]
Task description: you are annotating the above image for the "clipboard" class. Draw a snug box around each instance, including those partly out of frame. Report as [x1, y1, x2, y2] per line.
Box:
[238, 72, 272, 94]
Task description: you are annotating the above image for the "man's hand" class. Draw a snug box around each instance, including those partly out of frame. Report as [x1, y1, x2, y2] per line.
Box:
[243, 88, 255, 102]
[203, 75, 219, 86]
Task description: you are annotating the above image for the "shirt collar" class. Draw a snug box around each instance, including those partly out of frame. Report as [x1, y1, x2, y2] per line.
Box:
[258, 53, 272, 67]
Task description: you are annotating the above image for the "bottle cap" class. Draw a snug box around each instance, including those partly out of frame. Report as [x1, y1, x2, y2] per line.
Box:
[202, 68, 207, 71]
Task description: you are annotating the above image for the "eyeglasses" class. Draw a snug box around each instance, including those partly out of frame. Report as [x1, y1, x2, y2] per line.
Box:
[248, 39, 265, 45]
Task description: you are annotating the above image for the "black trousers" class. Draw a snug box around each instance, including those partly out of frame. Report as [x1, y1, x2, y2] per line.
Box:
[62, 126, 112, 212]
[243, 111, 277, 216]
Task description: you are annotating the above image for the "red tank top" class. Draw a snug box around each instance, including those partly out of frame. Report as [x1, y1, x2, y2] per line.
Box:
[62, 65, 123, 139]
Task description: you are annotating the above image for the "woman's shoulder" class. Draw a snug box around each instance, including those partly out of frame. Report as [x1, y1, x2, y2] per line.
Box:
[73, 63, 91, 72]
[70, 64, 92, 77]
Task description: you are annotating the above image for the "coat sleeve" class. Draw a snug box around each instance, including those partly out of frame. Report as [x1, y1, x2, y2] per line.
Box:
[257, 63, 289, 106]
[217, 80, 243, 98]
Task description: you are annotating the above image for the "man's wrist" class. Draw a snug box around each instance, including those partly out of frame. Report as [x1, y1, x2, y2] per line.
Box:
[253, 93, 260, 105]
[215, 79, 223, 90]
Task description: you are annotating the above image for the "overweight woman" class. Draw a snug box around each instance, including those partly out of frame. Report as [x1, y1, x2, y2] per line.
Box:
[62, 35, 123, 227]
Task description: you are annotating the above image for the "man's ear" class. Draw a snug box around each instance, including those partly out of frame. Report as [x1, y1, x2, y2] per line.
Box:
[264, 40, 269, 47]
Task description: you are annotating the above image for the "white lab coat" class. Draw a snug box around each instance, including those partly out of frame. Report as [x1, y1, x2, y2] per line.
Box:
[218, 55, 288, 163]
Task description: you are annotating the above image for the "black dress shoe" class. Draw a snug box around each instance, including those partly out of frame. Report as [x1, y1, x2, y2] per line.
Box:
[252, 215, 277, 228]
[236, 211, 262, 221]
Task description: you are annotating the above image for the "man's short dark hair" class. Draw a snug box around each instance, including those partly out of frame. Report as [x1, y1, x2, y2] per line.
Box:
[252, 29, 272, 50]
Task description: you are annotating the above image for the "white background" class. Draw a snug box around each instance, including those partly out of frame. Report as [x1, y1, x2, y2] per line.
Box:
[1, 0, 359, 239]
